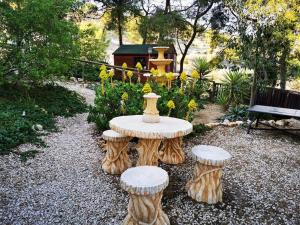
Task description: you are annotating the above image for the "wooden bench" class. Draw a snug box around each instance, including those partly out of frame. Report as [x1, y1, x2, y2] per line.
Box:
[247, 88, 300, 136]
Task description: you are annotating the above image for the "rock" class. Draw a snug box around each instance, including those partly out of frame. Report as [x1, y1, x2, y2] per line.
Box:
[78, 78, 84, 82]
[236, 121, 244, 126]
[206, 123, 220, 128]
[284, 118, 300, 128]
[268, 120, 276, 126]
[223, 119, 230, 125]
[32, 124, 43, 131]
[275, 120, 285, 127]
[70, 77, 77, 82]
[228, 122, 237, 127]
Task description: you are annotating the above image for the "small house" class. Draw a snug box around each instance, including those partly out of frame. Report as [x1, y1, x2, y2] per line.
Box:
[113, 44, 177, 72]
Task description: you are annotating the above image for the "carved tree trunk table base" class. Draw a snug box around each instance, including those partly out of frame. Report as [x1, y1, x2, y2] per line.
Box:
[186, 162, 223, 204]
[102, 130, 131, 175]
[186, 145, 231, 204]
[159, 137, 184, 164]
[102, 141, 131, 175]
[121, 166, 170, 225]
[136, 139, 161, 166]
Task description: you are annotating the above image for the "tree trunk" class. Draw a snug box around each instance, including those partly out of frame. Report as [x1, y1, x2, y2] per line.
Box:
[250, 28, 261, 106]
[279, 46, 289, 90]
[117, 15, 123, 46]
[179, 29, 197, 73]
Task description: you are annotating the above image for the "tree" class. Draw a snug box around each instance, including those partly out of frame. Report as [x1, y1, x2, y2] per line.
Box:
[211, 0, 299, 105]
[96, 0, 139, 46]
[0, 0, 79, 84]
[176, 0, 216, 73]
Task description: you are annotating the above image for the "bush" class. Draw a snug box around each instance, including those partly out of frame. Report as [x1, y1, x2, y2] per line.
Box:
[218, 71, 250, 108]
[221, 105, 249, 122]
[0, 0, 79, 83]
[0, 84, 87, 154]
[88, 78, 206, 131]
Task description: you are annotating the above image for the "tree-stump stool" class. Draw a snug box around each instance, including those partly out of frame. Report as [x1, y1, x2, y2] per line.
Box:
[101, 130, 132, 175]
[120, 166, 170, 225]
[186, 145, 231, 204]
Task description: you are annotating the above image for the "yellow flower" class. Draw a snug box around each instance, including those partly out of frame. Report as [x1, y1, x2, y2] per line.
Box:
[188, 99, 198, 111]
[150, 68, 158, 76]
[136, 62, 143, 71]
[179, 89, 184, 95]
[167, 100, 175, 110]
[191, 70, 200, 79]
[99, 70, 108, 80]
[142, 83, 152, 94]
[166, 72, 174, 81]
[180, 72, 187, 81]
[108, 69, 114, 78]
[122, 62, 127, 69]
[127, 70, 133, 79]
[100, 64, 107, 71]
[121, 92, 128, 101]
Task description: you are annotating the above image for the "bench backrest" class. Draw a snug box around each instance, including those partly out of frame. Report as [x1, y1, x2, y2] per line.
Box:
[255, 88, 300, 110]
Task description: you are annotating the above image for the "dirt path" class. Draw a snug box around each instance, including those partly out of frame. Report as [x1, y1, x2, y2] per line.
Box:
[193, 103, 225, 124]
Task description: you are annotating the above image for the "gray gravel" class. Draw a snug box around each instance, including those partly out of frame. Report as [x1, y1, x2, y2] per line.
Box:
[1, 84, 299, 224]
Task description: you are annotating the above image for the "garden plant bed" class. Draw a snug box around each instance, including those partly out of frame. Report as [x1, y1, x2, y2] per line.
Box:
[1, 112, 299, 224]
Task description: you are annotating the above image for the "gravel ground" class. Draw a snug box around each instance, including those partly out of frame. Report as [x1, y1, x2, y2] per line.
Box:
[1, 84, 299, 225]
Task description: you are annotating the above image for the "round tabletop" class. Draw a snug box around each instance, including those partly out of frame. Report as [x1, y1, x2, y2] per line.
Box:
[191, 145, 231, 166]
[120, 166, 169, 195]
[109, 115, 193, 139]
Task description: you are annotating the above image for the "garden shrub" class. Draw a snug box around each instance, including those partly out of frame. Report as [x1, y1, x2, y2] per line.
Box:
[88, 73, 207, 131]
[218, 71, 250, 108]
[0, 84, 87, 154]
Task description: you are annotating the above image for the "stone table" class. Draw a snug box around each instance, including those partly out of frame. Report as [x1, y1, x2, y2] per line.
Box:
[186, 145, 231, 204]
[121, 166, 170, 225]
[109, 115, 192, 166]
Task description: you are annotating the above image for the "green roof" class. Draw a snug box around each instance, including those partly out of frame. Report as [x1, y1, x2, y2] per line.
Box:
[113, 44, 176, 55]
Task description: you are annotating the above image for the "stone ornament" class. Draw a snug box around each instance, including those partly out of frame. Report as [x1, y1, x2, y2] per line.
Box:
[110, 115, 192, 166]
[121, 166, 170, 225]
[101, 130, 132, 175]
[143, 93, 161, 123]
[186, 145, 231, 204]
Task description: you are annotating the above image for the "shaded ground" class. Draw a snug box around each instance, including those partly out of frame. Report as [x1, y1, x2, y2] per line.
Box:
[1, 84, 299, 225]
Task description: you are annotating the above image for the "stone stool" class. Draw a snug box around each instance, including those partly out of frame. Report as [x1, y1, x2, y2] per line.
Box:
[186, 145, 231, 204]
[101, 130, 131, 175]
[120, 166, 170, 225]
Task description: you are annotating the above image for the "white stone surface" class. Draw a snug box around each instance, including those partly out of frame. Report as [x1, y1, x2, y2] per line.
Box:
[110, 115, 193, 139]
[120, 166, 169, 195]
[192, 145, 231, 166]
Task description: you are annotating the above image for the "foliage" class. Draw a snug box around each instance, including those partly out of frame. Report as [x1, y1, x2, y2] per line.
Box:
[79, 22, 108, 62]
[20, 150, 39, 162]
[212, 0, 300, 105]
[219, 71, 250, 108]
[0, 0, 79, 84]
[192, 57, 212, 77]
[0, 84, 87, 154]
[221, 105, 249, 122]
[88, 76, 207, 130]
